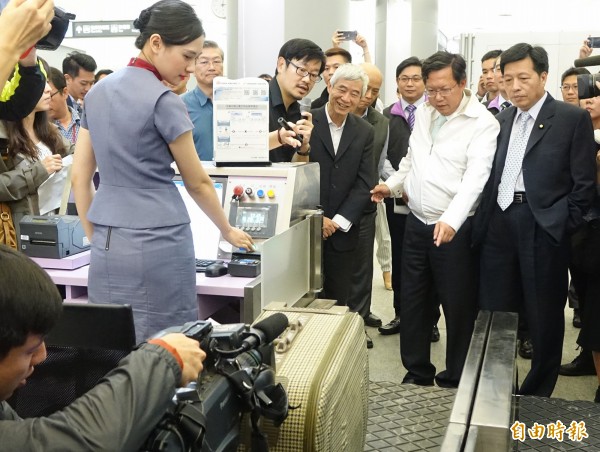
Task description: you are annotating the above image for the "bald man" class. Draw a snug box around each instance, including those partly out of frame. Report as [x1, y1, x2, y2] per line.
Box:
[346, 62, 391, 347]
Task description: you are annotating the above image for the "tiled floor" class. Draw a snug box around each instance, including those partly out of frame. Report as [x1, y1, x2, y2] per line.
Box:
[367, 268, 599, 402]
[365, 266, 600, 451]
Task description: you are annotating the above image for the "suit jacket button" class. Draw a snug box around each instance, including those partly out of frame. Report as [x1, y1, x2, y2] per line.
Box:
[334, 164, 339, 169]
[331, 184, 336, 189]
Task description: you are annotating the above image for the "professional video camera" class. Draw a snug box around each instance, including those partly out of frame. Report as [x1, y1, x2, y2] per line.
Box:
[141, 313, 291, 452]
[573, 54, 600, 99]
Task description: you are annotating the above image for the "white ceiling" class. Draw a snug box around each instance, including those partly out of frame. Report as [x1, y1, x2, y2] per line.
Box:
[438, 0, 600, 39]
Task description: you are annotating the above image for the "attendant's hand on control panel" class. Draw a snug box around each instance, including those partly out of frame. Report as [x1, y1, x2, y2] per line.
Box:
[222, 227, 255, 251]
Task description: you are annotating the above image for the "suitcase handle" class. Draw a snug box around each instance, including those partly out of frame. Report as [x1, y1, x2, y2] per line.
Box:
[274, 319, 305, 354]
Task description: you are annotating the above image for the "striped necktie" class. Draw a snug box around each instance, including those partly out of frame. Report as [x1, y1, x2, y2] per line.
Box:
[406, 104, 416, 131]
[500, 101, 511, 111]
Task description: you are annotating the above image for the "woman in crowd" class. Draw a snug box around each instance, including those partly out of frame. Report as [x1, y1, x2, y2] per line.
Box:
[0, 74, 73, 237]
[71, 0, 253, 342]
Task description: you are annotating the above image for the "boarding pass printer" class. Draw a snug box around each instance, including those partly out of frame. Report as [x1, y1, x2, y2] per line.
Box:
[20, 215, 90, 259]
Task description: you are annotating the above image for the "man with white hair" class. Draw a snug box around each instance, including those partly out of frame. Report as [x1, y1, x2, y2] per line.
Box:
[297, 64, 376, 346]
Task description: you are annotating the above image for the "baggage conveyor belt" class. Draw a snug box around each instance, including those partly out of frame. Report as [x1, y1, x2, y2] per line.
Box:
[365, 382, 600, 451]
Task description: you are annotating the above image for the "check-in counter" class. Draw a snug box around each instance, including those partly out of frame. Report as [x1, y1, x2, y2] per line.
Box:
[36, 258, 260, 324]
[34, 163, 321, 324]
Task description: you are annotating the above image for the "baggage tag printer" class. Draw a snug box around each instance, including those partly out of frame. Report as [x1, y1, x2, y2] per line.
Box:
[228, 249, 261, 278]
[20, 215, 90, 258]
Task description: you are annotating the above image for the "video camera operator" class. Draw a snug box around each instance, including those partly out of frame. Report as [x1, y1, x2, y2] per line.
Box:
[0, 0, 54, 121]
[0, 245, 207, 450]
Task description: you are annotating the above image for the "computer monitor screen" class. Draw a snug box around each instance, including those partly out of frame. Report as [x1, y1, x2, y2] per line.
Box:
[172, 177, 224, 260]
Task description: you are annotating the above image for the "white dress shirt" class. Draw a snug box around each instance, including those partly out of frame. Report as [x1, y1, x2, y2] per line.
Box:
[325, 104, 352, 232]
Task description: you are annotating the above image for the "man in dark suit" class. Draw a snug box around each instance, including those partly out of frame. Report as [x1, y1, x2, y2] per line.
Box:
[476, 43, 596, 397]
[480, 49, 502, 106]
[345, 62, 389, 337]
[297, 63, 375, 328]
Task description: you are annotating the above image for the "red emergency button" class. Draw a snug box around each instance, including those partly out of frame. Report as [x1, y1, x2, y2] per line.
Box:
[233, 185, 244, 197]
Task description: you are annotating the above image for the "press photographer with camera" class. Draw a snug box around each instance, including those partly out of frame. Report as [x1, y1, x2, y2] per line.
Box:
[0, 0, 54, 121]
[0, 245, 207, 450]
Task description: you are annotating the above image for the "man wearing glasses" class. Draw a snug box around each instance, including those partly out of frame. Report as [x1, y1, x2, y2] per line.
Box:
[268, 38, 325, 162]
[371, 51, 499, 388]
[47, 67, 80, 145]
[181, 40, 224, 161]
[560, 67, 590, 106]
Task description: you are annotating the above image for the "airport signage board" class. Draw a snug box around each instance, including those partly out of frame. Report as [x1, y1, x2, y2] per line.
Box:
[72, 21, 139, 38]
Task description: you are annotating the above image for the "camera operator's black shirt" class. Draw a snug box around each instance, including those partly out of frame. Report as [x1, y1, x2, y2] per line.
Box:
[269, 77, 301, 162]
[0, 63, 45, 121]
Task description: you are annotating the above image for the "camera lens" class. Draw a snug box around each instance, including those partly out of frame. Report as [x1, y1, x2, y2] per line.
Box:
[577, 73, 600, 100]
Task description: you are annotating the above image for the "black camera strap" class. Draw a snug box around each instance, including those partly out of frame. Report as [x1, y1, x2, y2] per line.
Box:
[174, 400, 207, 449]
[220, 365, 290, 452]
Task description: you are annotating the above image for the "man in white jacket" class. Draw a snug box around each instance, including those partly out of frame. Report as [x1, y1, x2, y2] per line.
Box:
[371, 51, 499, 388]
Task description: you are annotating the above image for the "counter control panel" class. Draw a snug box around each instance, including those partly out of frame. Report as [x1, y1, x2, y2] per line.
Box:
[225, 175, 286, 239]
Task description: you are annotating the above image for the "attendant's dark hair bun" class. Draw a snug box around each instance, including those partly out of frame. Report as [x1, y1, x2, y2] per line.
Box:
[134, 0, 204, 50]
[133, 8, 151, 31]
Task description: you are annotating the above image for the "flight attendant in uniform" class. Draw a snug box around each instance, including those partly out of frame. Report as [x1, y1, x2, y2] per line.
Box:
[72, 0, 253, 341]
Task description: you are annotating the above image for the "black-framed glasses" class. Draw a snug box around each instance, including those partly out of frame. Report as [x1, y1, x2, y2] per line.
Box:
[50, 90, 61, 98]
[425, 83, 458, 98]
[286, 59, 322, 83]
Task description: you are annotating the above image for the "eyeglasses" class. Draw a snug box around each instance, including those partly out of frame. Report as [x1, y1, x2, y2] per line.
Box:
[399, 75, 423, 84]
[426, 84, 458, 98]
[286, 59, 322, 83]
[561, 84, 578, 92]
[50, 90, 61, 98]
[196, 58, 224, 67]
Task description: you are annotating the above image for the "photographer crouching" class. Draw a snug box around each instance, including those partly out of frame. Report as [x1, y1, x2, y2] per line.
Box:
[0, 245, 207, 450]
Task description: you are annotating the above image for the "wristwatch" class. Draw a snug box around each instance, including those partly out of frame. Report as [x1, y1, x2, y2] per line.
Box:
[296, 144, 311, 156]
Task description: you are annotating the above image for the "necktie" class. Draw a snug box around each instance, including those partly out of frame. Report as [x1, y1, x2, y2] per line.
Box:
[430, 114, 446, 142]
[406, 104, 416, 131]
[497, 112, 530, 210]
[500, 101, 511, 111]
